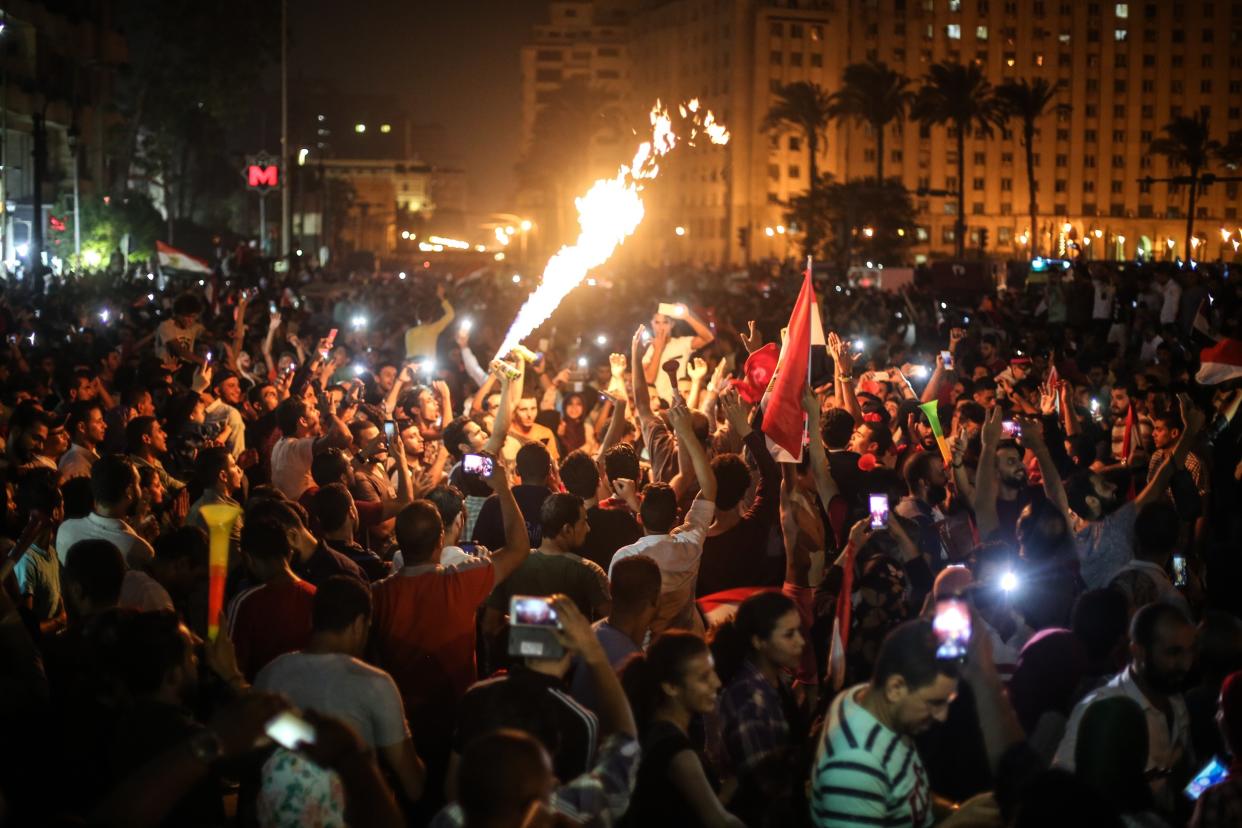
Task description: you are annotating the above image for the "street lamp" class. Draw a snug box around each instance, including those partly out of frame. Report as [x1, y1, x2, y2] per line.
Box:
[776, 225, 786, 234]
[862, 226, 875, 238]
[1116, 234, 1126, 259]
[764, 226, 775, 237]
[520, 219, 532, 232]
[674, 225, 686, 236]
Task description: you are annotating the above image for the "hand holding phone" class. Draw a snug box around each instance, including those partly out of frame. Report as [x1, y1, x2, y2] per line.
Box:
[383, 420, 397, 445]
[933, 597, 972, 661]
[869, 494, 890, 529]
[940, 350, 954, 371]
[1172, 555, 1188, 588]
[265, 710, 316, 750]
[508, 595, 564, 659]
[462, 453, 494, 477]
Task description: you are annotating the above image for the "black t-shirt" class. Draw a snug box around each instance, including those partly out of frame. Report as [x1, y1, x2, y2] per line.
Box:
[293, 540, 367, 588]
[472, 485, 549, 551]
[452, 667, 597, 782]
[580, 504, 642, 572]
[621, 720, 702, 827]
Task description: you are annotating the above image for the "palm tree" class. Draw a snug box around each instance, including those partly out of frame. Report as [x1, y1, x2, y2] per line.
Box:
[829, 60, 913, 182]
[996, 78, 1066, 257]
[763, 81, 834, 257]
[1149, 110, 1221, 258]
[912, 62, 1006, 258]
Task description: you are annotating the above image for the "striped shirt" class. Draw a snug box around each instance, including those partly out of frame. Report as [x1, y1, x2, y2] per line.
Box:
[811, 685, 932, 828]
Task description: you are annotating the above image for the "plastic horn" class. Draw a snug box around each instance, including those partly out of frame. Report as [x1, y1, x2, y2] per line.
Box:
[918, 400, 953, 465]
[200, 503, 242, 640]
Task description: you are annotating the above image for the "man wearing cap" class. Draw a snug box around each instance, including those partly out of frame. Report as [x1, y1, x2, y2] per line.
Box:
[201, 367, 246, 458]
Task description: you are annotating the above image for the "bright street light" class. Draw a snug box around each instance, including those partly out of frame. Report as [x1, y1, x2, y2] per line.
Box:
[520, 219, 533, 232]
[1221, 228, 1232, 242]
[674, 226, 686, 236]
[764, 227, 775, 237]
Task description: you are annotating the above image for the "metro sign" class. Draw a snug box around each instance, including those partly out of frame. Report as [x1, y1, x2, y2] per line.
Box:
[245, 153, 280, 190]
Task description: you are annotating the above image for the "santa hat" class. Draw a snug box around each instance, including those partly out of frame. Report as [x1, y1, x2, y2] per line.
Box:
[1196, 337, 1242, 386]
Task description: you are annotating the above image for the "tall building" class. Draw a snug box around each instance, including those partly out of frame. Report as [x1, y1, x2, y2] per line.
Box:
[522, 0, 1242, 266]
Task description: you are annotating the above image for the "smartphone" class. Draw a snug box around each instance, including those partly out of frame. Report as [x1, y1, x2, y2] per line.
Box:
[462, 453, 494, 477]
[269, 301, 278, 315]
[508, 595, 564, 659]
[869, 494, 890, 529]
[1173, 555, 1188, 588]
[265, 710, 316, 750]
[940, 350, 954, 370]
[205, 351, 213, 365]
[933, 597, 972, 660]
[1185, 756, 1229, 800]
[325, 328, 338, 347]
[383, 420, 397, 445]
[1001, 420, 1021, 438]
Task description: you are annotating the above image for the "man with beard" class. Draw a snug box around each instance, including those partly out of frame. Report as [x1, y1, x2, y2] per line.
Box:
[895, 451, 951, 571]
[1054, 602, 1196, 813]
[812, 620, 959, 827]
[507, 393, 559, 463]
[1064, 393, 1205, 589]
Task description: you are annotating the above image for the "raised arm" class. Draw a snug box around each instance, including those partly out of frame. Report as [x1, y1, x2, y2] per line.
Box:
[631, 326, 657, 431]
[668, 396, 715, 502]
[973, 406, 1003, 538]
[595, 392, 628, 462]
[1016, 416, 1070, 522]
[483, 457, 532, 584]
[801, 388, 840, 507]
[686, 357, 709, 412]
[828, 331, 862, 426]
[482, 364, 515, 457]
[681, 306, 716, 350]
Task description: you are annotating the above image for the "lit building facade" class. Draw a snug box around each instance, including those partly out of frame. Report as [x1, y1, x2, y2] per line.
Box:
[522, 0, 1242, 265]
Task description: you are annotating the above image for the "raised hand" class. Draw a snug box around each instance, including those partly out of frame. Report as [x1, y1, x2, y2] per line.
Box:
[739, 320, 762, 353]
[719, 387, 752, 437]
[609, 352, 627, 377]
[687, 357, 708, 382]
[828, 331, 853, 374]
[981, 404, 1003, 445]
[948, 327, 966, 352]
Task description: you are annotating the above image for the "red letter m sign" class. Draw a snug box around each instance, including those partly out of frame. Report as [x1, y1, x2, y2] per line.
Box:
[248, 164, 279, 189]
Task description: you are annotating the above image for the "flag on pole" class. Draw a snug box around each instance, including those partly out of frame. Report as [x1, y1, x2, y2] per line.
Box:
[156, 240, 212, 275]
[1196, 337, 1242, 385]
[1192, 298, 1218, 343]
[828, 543, 857, 691]
[761, 259, 825, 460]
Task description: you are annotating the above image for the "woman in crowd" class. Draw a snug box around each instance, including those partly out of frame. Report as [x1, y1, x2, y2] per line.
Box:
[619, 631, 742, 828]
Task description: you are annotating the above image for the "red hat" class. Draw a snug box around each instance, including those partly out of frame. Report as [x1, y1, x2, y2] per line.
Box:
[732, 343, 778, 404]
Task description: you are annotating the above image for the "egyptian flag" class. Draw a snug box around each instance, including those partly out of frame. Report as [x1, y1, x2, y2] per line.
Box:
[1197, 337, 1242, 386]
[761, 259, 826, 461]
[828, 543, 857, 691]
[156, 241, 212, 275]
[1192, 298, 1219, 344]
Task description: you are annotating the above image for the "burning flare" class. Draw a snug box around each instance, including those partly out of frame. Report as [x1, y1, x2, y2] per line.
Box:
[494, 99, 729, 359]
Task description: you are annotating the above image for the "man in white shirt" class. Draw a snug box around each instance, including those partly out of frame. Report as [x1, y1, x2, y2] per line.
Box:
[1053, 602, 1195, 811]
[641, 303, 715, 403]
[1157, 271, 1182, 327]
[154, 294, 206, 364]
[609, 398, 716, 635]
[203, 369, 247, 458]
[270, 394, 354, 500]
[256, 576, 425, 804]
[59, 400, 105, 483]
[56, 454, 154, 569]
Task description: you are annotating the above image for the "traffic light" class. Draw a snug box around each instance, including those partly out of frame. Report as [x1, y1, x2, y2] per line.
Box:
[737, 227, 749, 248]
[979, 227, 989, 249]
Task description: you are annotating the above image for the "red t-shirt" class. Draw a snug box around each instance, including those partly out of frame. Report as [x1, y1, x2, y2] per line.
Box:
[226, 578, 317, 680]
[298, 485, 385, 532]
[369, 560, 495, 749]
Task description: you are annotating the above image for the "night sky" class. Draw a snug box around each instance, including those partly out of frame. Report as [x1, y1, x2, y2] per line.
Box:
[290, 0, 546, 220]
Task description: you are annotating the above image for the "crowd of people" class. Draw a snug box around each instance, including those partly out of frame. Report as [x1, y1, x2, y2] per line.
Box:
[0, 249, 1240, 828]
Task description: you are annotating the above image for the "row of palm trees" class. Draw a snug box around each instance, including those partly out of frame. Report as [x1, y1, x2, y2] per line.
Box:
[764, 60, 1236, 260]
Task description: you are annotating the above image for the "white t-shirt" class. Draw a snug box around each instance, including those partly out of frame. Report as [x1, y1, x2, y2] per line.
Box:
[255, 652, 411, 749]
[55, 513, 155, 569]
[643, 335, 695, 402]
[119, 570, 175, 612]
[271, 436, 316, 500]
[154, 318, 204, 361]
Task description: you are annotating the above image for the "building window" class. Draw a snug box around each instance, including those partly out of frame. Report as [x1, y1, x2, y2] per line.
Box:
[1140, 129, 1152, 142]
[535, 68, 562, 81]
[977, 25, 989, 39]
[771, 51, 783, 65]
[1111, 180, 1124, 193]
[1115, 28, 1127, 40]
[1085, 130, 1098, 143]
[1084, 180, 1096, 193]
[1230, 107, 1241, 120]
[1202, 54, 1214, 68]
[1201, 80, 1213, 93]
[1001, 178, 1013, 190]
[974, 152, 987, 164]
[1116, 2, 1129, 15]
[1172, 29, 1184, 42]
[1171, 80, 1183, 93]
[946, 177, 958, 190]
[1056, 154, 1069, 167]
[789, 136, 801, 151]
[1203, 28, 1214, 41]
[1138, 204, 1153, 217]
[1172, 55, 1183, 67]
[811, 25, 823, 41]
[973, 203, 985, 214]
[1143, 54, 1155, 66]
[1115, 54, 1128, 67]
[1141, 105, 1153, 118]
[536, 49, 562, 60]
[790, 53, 803, 66]
[973, 177, 986, 189]
[1112, 155, 1125, 167]
[1084, 155, 1097, 167]
[1001, 152, 1014, 163]
[942, 227, 957, 243]
[1057, 129, 1070, 141]
[1142, 80, 1154, 93]
[947, 24, 962, 39]
[864, 149, 876, 162]
[1034, 52, 1045, 66]
[811, 53, 823, 67]
[892, 150, 904, 162]
[1113, 106, 1126, 119]
[1086, 105, 1099, 117]
[944, 202, 958, 215]
[768, 164, 780, 180]
[788, 165, 801, 178]
[1055, 180, 1067, 192]
[770, 79, 782, 92]
[770, 22, 783, 36]
[790, 23, 804, 37]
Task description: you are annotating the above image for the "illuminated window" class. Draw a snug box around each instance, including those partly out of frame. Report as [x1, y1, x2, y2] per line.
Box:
[977, 25, 989, 39]
[1115, 28, 1127, 40]
[1115, 2, 1128, 16]
[947, 24, 962, 39]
